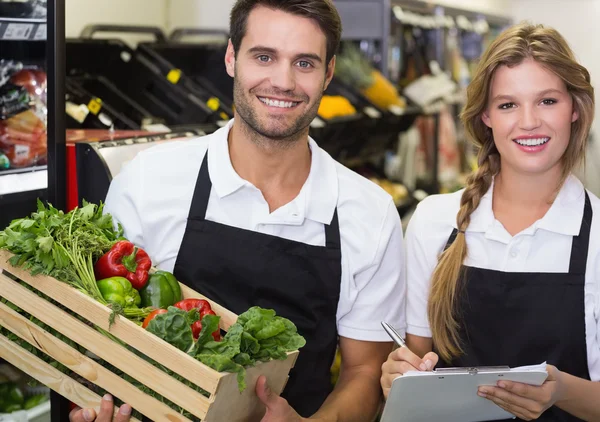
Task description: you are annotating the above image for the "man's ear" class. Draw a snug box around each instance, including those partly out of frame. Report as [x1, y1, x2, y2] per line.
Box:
[323, 55, 336, 91]
[225, 39, 236, 78]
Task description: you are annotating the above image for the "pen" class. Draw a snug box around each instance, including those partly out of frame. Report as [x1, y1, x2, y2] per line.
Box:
[381, 321, 406, 348]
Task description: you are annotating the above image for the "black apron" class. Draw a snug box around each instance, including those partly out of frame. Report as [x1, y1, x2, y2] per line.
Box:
[437, 191, 592, 422]
[173, 151, 342, 417]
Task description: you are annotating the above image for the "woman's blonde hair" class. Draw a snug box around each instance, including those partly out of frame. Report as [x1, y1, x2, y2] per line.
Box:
[429, 22, 595, 363]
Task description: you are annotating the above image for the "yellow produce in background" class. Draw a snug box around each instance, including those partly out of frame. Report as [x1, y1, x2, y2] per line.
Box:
[318, 95, 357, 120]
[361, 70, 406, 111]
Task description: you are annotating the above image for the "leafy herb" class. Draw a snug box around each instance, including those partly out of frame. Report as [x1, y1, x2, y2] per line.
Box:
[0, 200, 148, 320]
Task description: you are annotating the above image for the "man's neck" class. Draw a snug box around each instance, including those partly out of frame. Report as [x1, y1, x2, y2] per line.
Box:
[228, 118, 312, 212]
[492, 164, 563, 235]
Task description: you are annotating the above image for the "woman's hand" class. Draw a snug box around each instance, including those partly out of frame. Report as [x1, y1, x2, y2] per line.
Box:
[478, 365, 565, 421]
[380, 347, 439, 399]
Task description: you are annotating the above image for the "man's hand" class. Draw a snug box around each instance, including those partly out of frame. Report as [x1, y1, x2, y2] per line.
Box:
[478, 365, 565, 421]
[69, 394, 132, 422]
[256, 376, 304, 422]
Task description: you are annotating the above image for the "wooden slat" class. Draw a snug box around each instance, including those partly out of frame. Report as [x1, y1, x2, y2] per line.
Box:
[0, 273, 210, 419]
[0, 334, 141, 422]
[0, 301, 193, 422]
[179, 283, 238, 330]
[204, 351, 299, 422]
[0, 250, 222, 395]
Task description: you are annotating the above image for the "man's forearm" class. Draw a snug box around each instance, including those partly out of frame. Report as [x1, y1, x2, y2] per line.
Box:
[309, 367, 382, 422]
[556, 372, 600, 421]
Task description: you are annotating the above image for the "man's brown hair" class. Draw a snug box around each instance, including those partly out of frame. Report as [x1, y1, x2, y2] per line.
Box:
[229, 0, 342, 64]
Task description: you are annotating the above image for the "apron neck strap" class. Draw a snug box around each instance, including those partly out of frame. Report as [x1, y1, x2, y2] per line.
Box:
[188, 151, 212, 221]
[569, 190, 593, 274]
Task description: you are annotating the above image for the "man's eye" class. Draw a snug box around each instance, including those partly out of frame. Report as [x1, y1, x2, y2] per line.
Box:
[297, 61, 312, 69]
[258, 55, 271, 63]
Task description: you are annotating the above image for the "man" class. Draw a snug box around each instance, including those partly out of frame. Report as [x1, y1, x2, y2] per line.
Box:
[70, 1, 405, 421]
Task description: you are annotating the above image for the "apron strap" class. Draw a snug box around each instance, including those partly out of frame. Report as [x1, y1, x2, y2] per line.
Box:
[188, 151, 212, 221]
[325, 209, 341, 249]
[444, 228, 459, 252]
[569, 191, 593, 275]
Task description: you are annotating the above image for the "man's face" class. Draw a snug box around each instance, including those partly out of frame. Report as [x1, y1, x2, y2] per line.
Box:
[225, 6, 335, 142]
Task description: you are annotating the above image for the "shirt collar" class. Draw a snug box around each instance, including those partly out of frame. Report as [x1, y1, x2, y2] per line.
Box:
[206, 119, 339, 225]
[459, 174, 585, 236]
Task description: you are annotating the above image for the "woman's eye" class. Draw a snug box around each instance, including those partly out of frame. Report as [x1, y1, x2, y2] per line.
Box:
[541, 98, 557, 105]
[499, 102, 515, 109]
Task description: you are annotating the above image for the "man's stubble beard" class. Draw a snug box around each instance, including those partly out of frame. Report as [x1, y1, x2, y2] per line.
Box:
[232, 71, 324, 149]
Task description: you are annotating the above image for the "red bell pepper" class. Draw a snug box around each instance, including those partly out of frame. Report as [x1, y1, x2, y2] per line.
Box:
[174, 299, 220, 341]
[95, 241, 152, 290]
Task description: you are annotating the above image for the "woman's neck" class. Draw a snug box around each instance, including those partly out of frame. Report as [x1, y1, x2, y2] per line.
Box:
[492, 166, 563, 236]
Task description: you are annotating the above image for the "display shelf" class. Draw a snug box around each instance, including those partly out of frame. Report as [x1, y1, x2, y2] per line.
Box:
[0, 17, 46, 41]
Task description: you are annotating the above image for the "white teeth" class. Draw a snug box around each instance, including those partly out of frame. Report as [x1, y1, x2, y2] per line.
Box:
[259, 97, 298, 108]
[514, 137, 550, 146]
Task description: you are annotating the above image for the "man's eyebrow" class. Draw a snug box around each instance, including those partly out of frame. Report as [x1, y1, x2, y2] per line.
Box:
[246, 46, 323, 64]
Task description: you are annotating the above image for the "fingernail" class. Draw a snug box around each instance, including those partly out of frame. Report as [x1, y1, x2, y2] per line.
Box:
[119, 404, 132, 416]
[83, 409, 94, 422]
[419, 363, 427, 371]
[425, 359, 433, 370]
[478, 391, 487, 398]
[498, 381, 506, 389]
[102, 393, 112, 401]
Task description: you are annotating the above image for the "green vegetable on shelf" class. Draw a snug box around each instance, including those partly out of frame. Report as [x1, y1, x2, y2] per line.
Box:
[139, 271, 182, 309]
[23, 394, 47, 410]
[97, 277, 141, 308]
[0, 382, 24, 413]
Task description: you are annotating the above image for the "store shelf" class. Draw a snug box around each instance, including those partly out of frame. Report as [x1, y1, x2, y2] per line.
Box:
[0, 165, 48, 195]
[0, 17, 46, 41]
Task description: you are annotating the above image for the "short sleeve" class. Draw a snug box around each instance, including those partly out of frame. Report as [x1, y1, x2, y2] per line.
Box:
[337, 199, 407, 341]
[405, 203, 438, 338]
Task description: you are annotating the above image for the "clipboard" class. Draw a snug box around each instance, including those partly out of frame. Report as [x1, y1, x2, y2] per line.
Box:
[380, 362, 548, 422]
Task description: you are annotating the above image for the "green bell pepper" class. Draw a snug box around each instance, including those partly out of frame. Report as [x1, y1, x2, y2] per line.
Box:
[97, 276, 141, 308]
[139, 271, 182, 309]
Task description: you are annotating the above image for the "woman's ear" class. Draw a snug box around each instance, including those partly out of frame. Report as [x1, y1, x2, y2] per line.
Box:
[481, 111, 492, 128]
[572, 109, 579, 123]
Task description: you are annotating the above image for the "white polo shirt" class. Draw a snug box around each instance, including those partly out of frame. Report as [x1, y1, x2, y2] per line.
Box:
[104, 119, 406, 342]
[405, 175, 600, 381]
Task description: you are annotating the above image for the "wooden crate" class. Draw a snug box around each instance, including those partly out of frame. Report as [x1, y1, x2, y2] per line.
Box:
[0, 250, 299, 421]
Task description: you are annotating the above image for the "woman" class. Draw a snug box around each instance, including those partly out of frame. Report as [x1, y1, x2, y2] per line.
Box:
[381, 23, 600, 421]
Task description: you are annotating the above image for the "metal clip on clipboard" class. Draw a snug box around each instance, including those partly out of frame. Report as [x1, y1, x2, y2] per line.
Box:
[435, 366, 511, 376]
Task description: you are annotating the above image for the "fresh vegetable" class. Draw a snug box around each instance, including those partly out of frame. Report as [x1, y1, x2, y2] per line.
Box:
[0, 200, 150, 321]
[146, 305, 306, 392]
[0, 382, 24, 413]
[173, 298, 211, 313]
[174, 299, 220, 341]
[97, 277, 141, 308]
[139, 271, 182, 309]
[94, 240, 151, 290]
[142, 308, 168, 328]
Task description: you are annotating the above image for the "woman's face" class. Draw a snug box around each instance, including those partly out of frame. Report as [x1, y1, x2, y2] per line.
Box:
[482, 58, 578, 178]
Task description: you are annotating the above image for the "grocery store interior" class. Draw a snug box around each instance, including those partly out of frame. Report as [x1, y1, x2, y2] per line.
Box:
[1, 0, 600, 420]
